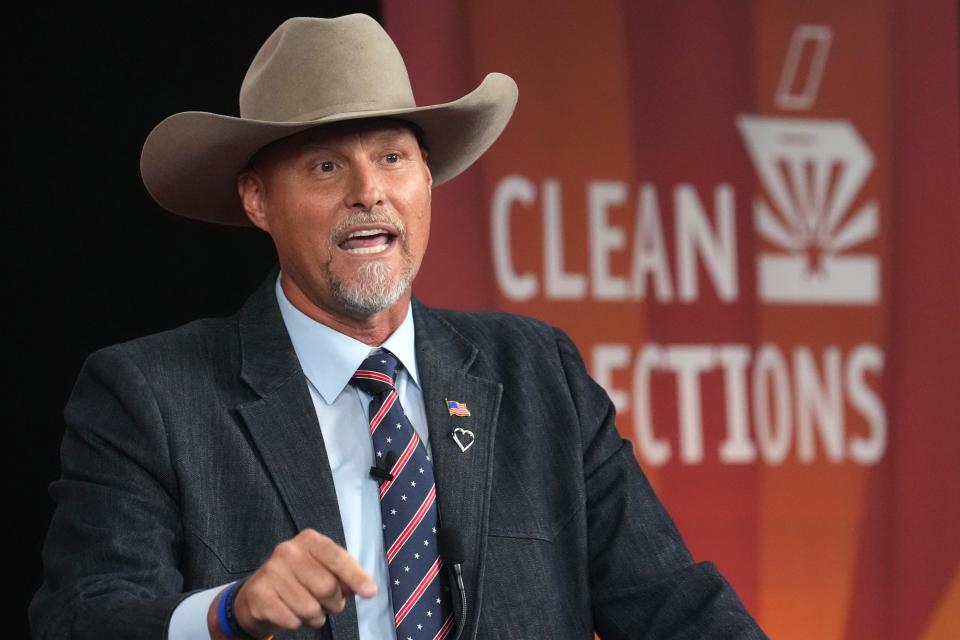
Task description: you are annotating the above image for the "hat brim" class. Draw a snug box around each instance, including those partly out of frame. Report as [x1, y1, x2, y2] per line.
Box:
[140, 72, 518, 226]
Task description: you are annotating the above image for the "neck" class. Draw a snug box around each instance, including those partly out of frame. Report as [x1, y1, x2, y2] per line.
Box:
[280, 272, 409, 346]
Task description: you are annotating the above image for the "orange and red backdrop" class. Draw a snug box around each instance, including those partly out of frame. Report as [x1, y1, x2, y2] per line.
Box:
[386, 1, 960, 638]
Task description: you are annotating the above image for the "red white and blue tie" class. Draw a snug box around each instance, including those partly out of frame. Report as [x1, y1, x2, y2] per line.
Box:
[351, 351, 454, 640]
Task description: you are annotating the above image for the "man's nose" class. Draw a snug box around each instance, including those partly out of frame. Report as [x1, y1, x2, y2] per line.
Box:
[344, 162, 385, 210]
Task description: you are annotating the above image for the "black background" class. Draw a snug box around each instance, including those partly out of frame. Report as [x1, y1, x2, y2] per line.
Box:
[14, 3, 379, 634]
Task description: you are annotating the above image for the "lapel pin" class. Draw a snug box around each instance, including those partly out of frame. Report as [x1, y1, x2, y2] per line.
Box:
[451, 427, 476, 453]
[446, 399, 471, 417]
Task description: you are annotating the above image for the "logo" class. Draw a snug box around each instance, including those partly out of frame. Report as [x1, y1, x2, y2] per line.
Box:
[738, 25, 880, 305]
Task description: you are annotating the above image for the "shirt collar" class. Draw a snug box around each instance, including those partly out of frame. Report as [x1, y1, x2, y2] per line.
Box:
[275, 275, 420, 404]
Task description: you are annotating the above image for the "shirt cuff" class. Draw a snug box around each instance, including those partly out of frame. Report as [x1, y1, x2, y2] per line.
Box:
[168, 583, 233, 640]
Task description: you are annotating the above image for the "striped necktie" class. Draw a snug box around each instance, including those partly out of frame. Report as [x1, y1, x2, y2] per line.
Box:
[351, 350, 454, 640]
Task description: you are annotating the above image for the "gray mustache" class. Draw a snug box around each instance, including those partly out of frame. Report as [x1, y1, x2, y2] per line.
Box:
[332, 210, 407, 243]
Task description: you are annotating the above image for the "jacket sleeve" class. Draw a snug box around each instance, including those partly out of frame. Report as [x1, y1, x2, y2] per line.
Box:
[553, 328, 767, 639]
[30, 346, 189, 639]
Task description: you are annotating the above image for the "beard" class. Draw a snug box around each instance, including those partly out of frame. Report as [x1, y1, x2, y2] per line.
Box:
[328, 256, 415, 316]
[325, 210, 417, 316]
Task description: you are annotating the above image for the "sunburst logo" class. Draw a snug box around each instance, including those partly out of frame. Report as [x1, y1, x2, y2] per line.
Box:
[737, 25, 880, 305]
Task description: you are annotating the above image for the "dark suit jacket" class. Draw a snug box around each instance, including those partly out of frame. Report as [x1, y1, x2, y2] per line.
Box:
[31, 271, 765, 639]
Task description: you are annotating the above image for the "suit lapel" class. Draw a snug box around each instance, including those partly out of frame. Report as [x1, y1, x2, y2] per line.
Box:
[414, 302, 502, 637]
[235, 272, 359, 640]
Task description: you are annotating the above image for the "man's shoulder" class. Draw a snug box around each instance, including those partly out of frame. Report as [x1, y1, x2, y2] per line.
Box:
[88, 267, 282, 369]
[85, 313, 242, 382]
[417, 303, 560, 345]
[413, 302, 582, 380]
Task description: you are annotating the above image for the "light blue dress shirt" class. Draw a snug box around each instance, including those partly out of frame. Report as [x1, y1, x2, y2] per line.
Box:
[169, 276, 427, 639]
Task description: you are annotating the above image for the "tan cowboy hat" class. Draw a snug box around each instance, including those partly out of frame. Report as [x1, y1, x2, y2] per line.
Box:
[140, 14, 518, 226]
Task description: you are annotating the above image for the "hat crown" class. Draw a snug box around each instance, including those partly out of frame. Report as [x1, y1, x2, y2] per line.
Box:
[239, 15, 416, 123]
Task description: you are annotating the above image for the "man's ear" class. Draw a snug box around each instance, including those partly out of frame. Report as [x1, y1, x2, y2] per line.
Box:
[421, 148, 432, 190]
[237, 171, 270, 232]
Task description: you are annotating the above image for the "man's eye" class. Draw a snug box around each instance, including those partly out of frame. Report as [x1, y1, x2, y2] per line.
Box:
[384, 153, 400, 164]
[316, 161, 335, 172]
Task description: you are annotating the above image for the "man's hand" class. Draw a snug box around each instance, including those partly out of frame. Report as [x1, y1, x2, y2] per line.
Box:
[208, 529, 377, 638]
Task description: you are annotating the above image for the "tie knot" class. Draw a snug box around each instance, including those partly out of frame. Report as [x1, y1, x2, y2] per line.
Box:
[351, 350, 399, 395]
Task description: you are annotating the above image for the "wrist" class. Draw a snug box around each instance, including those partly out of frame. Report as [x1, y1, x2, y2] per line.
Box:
[207, 588, 228, 640]
[209, 581, 269, 640]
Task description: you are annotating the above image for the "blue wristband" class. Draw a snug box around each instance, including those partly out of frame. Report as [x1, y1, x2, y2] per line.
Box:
[216, 581, 242, 637]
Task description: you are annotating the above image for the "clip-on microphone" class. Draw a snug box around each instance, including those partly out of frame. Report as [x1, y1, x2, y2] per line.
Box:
[369, 450, 397, 482]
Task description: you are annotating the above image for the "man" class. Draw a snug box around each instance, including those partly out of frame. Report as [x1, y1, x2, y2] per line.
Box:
[31, 14, 765, 640]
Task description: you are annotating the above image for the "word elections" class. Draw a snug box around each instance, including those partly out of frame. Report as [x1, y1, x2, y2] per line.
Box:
[592, 342, 886, 466]
[492, 177, 737, 302]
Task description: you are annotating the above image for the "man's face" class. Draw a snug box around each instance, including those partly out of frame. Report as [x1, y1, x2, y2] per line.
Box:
[239, 120, 432, 320]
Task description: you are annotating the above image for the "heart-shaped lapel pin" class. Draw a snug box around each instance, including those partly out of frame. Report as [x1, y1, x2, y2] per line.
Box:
[451, 428, 475, 453]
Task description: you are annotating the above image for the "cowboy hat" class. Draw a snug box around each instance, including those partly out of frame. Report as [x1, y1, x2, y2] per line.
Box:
[140, 14, 518, 226]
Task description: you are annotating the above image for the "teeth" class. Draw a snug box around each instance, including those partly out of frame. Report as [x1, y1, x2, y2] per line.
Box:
[346, 243, 390, 255]
[348, 228, 389, 239]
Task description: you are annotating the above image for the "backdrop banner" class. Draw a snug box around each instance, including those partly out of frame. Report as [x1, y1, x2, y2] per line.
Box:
[385, 1, 960, 638]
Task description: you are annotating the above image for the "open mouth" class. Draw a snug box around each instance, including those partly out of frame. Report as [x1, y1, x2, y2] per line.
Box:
[338, 228, 397, 255]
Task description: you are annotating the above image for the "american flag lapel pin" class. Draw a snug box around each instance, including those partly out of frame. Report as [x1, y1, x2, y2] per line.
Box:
[445, 399, 475, 452]
[445, 398, 471, 417]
